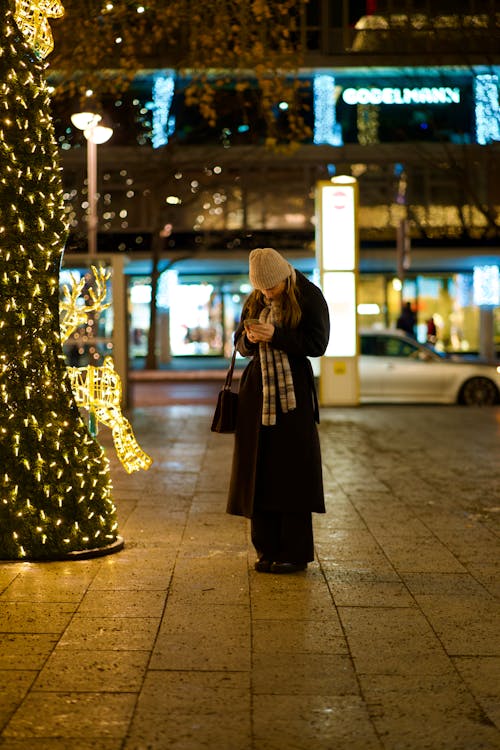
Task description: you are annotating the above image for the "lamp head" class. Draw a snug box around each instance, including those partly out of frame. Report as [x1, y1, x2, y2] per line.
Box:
[85, 125, 113, 144]
[71, 112, 102, 131]
[71, 112, 113, 144]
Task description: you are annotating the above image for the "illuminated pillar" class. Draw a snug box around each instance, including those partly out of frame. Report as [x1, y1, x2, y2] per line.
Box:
[473, 264, 500, 362]
[316, 177, 360, 406]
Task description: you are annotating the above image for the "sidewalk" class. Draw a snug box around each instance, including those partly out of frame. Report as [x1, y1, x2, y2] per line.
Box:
[0, 404, 499, 750]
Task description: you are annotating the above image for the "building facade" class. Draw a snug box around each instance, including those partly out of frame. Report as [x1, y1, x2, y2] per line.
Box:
[54, 0, 500, 366]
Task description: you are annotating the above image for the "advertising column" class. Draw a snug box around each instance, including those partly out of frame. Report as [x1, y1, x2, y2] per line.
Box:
[316, 177, 360, 406]
[473, 264, 500, 362]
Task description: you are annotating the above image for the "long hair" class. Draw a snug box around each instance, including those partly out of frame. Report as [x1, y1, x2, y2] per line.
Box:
[244, 274, 302, 328]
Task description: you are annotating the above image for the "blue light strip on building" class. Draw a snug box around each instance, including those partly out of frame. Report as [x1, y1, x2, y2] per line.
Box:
[152, 74, 176, 149]
[474, 74, 500, 145]
[313, 74, 343, 146]
[473, 265, 500, 306]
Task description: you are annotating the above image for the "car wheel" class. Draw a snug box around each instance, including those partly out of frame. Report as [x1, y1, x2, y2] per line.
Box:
[460, 377, 499, 406]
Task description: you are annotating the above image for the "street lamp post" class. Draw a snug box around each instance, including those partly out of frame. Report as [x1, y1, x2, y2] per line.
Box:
[70, 112, 113, 258]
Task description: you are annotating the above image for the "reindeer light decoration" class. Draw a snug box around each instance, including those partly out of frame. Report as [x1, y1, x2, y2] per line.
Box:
[60, 267, 152, 474]
[14, 0, 64, 59]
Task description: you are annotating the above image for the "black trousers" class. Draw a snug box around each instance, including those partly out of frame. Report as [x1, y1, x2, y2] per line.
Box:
[251, 510, 314, 563]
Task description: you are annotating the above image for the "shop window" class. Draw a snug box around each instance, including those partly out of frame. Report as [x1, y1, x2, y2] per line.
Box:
[358, 276, 387, 330]
[170, 282, 223, 356]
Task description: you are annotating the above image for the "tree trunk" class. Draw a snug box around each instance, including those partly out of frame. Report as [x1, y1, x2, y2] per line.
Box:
[145, 231, 162, 370]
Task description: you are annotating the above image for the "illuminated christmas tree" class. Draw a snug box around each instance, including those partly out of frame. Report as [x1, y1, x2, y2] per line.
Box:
[0, 0, 120, 560]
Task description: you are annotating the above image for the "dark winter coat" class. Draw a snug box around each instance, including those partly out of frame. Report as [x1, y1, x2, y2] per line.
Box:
[227, 271, 330, 519]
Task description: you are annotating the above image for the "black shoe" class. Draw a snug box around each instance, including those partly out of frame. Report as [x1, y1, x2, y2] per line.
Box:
[254, 558, 272, 572]
[270, 562, 307, 574]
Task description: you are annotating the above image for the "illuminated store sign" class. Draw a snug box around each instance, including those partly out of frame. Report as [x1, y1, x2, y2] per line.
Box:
[342, 86, 461, 106]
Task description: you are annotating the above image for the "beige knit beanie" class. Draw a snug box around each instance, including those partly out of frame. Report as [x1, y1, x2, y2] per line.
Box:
[248, 248, 292, 290]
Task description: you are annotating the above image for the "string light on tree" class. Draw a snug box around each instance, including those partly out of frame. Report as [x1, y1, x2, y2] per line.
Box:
[0, 0, 122, 560]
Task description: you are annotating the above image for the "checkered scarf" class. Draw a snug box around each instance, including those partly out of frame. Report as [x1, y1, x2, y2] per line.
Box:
[258, 301, 296, 426]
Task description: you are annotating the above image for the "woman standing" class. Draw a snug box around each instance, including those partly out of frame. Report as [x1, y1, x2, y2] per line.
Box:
[227, 248, 330, 573]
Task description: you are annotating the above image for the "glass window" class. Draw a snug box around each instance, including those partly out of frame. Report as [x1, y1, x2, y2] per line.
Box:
[381, 336, 419, 357]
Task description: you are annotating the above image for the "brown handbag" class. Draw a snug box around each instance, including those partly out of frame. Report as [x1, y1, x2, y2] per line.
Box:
[211, 340, 239, 434]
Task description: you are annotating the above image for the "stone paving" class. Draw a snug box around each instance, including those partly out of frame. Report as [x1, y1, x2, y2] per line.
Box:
[0, 404, 499, 750]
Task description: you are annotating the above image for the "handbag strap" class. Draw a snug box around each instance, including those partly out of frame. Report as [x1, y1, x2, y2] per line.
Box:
[223, 335, 240, 390]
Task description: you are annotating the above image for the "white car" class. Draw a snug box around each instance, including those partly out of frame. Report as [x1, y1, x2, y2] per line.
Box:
[359, 329, 500, 405]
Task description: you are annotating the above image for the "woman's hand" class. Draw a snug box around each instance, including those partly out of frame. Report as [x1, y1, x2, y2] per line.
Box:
[246, 322, 274, 343]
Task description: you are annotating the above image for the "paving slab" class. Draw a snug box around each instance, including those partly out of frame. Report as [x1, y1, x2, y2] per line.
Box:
[453, 656, 500, 727]
[252, 652, 359, 696]
[0, 635, 57, 671]
[322, 572, 414, 607]
[1, 692, 136, 740]
[33, 648, 150, 692]
[76, 589, 166, 618]
[338, 606, 453, 676]
[0, 602, 76, 633]
[124, 671, 251, 750]
[57, 615, 160, 651]
[0, 741, 121, 750]
[411, 595, 500, 655]
[253, 695, 382, 750]
[150, 601, 251, 671]
[252, 617, 348, 655]
[360, 673, 500, 750]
